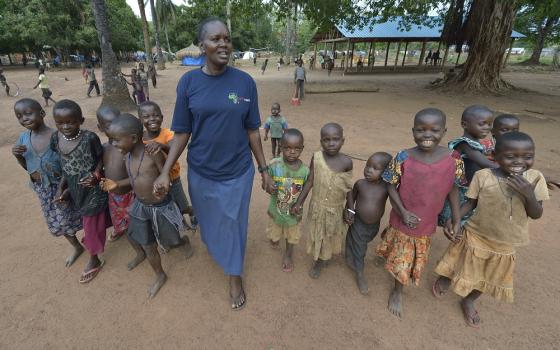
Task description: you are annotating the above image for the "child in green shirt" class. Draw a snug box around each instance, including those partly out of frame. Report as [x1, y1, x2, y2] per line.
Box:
[267, 129, 309, 272]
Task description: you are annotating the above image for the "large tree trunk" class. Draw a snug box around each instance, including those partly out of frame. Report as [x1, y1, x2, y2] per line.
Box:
[164, 26, 172, 55]
[90, 0, 136, 111]
[149, 0, 165, 70]
[526, 17, 558, 65]
[445, 0, 518, 92]
[138, 0, 152, 65]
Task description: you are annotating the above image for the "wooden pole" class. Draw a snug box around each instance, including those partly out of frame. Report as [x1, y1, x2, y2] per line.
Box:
[402, 41, 408, 66]
[350, 42, 355, 68]
[441, 44, 450, 71]
[313, 42, 317, 69]
[455, 50, 462, 65]
[367, 41, 373, 69]
[394, 41, 401, 70]
[384, 41, 390, 66]
[503, 37, 515, 68]
[371, 41, 376, 70]
[344, 39, 350, 74]
[418, 40, 426, 66]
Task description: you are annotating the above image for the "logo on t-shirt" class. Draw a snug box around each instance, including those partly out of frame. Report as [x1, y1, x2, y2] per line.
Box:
[228, 92, 251, 104]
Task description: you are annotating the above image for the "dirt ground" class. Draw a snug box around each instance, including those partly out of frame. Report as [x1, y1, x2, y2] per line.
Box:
[0, 63, 559, 350]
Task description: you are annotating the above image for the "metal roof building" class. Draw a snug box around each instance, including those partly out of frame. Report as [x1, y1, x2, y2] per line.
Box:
[310, 17, 526, 73]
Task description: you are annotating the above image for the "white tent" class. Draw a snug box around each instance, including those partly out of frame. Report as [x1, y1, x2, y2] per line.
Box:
[242, 51, 255, 60]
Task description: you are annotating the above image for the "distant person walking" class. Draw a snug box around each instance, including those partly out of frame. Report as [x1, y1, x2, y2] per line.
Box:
[85, 64, 100, 97]
[294, 60, 307, 100]
[425, 49, 432, 64]
[33, 67, 56, 106]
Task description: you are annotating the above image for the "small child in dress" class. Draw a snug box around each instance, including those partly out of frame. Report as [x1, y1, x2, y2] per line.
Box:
[51, 100, 109, 283]
[266, 129, 309, 272]
[433, 132, 549, 328]
[377, 108, 464, 318]
[107, 113, 193, 298]
[291, 123, 353, 279]
[344, 152, 391, 295]
[139, 101, 196, 228]
[440, 105, 497, 225]
[263, 103, 288, 158]
[96, 106, 135, 242]
[12, 98, 84, 266]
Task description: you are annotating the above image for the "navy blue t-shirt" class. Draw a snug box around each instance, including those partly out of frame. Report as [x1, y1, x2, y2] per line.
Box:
[171, 67, 261, 181]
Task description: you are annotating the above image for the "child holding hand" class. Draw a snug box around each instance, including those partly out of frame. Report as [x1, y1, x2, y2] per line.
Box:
[266, 129, 309, 272]
[434, 132, 549, 328]
[377, 108, 464, 318]
[292, 123, 353, 279]
[344, 152, 391, 295]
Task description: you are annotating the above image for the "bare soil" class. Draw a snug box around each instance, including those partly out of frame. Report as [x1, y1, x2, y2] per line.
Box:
[0, 63, 559, 349]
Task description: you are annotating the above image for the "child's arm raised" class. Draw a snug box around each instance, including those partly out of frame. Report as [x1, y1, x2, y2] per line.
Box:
[455, 143, 497, 169]
[291, 156, 314, 216]
[12, 144, 27, 170]
[507, 175, 543, 219]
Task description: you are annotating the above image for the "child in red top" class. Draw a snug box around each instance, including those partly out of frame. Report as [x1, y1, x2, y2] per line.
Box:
[376, 108, 464, 318]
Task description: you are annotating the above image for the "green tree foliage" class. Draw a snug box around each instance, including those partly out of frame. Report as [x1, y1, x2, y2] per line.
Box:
[0, 0, 141, 56]
[515, 0, 560, 64]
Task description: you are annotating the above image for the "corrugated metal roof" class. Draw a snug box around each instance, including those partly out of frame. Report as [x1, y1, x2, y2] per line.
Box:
[334, 17, 525, 39]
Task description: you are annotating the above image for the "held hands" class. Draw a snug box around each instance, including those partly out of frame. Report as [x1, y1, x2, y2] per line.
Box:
[53, 188, 70, 204]
[78, 173, 98, 188]
[343, 209, 355, 225]
[506, 175, 538, 200]
[400, 209, 421, 229]
[145, 141, 164, 155]
[290, 202, 303, 216]
[100, 178, 118, 192]
[152, 173, 170, 199]
[443, 219, 463, 243]
[12, 144, 27, 157]
[261, 171, 275, 194]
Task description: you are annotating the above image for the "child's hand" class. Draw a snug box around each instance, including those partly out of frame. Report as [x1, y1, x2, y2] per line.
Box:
[290, 203, 303, 216]
[145, 141, 164, 155]
[401, 209, 421, 229]
[78, 173, 97, 187]
[343, 209, 354, 225]
[506, 175, 538, 200]
[547, 180, 560, 190]
[100, 178, 118, 192]
[153, 182, 167, 199]
[12, 144, 27, 157]
[443, 220, 462, 243]
[53, 188, 70, 204]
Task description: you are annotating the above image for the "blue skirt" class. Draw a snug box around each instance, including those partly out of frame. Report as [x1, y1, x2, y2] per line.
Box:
[188, 165, 254, 275]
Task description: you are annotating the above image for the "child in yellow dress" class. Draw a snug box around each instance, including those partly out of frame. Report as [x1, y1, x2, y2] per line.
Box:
[292, 123, 353, 279]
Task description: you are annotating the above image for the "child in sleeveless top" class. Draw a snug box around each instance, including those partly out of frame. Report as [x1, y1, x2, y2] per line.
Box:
[292, 123, 353, 279]
[377, 108, 464, 318]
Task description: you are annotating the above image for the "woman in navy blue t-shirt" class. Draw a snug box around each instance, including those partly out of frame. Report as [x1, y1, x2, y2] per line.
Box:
[153, 18, 273, 311]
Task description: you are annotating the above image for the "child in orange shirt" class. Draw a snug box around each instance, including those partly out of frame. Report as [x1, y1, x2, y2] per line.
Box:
[139, 101, 196, 228]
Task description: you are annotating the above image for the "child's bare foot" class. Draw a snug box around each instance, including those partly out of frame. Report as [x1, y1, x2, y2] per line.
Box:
[127, 252, 146, 270]
[388, 287, 403, 318]
[432, 276, 451, 298]
[356, 271, 369, 295]
[65, 245, 84, 267]
[461, 298, 481, 328]
[269, 239, 280, 249]
[308, 260, 325, 279]
[147, 272, 167, 298]
[180, 236, 194, 259]
[282, 254, 293, 273]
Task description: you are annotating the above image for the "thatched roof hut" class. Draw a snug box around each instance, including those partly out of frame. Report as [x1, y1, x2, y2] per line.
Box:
[176, 44, 202, 60]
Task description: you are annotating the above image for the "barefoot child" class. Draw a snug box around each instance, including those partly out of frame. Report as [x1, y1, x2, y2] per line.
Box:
[139, 101, 196, 228]
[267, 129, 309, 272]
[51, 100, 109, 283]
[263, 103, 288, 158]
[439, 105, 497, 225]
[377, 108, 464, 318]
[433, 132, 549, 328]
[344, 152, 391, 295]
[108, 113, 193, 298]
[96, 106, 134, 242]
[33, 68, 56, 106]
[12, 98, 83, 266]
[292, 123, 353, 279]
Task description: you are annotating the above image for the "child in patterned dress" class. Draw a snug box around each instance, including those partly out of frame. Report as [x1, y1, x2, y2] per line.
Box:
[12, 98, 83, 267]
[376, 108, 464, 318]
